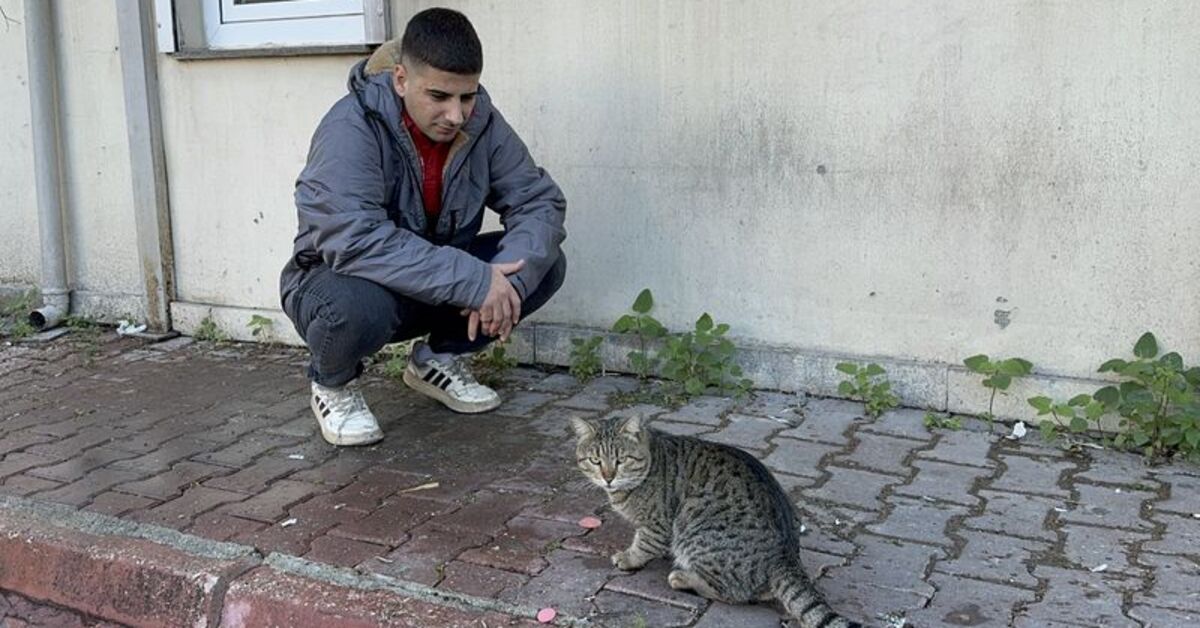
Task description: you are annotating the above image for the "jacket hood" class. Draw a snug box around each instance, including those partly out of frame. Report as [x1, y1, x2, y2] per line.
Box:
[346, 59, 493, 141]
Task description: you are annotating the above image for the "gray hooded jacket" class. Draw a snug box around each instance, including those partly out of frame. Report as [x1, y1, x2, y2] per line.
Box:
[280, 60, 566, 311]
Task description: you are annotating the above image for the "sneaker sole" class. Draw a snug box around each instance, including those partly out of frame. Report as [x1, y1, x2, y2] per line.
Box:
[402, 369, 502, 414]
[309, 397, 384, 446]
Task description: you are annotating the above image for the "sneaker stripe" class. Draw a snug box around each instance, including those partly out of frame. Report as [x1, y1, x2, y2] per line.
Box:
[422, 368, 439, 384]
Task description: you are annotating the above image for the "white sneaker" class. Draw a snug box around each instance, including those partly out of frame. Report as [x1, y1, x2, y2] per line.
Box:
[309, 381, 383, 446]
[402, 353, 501, 413]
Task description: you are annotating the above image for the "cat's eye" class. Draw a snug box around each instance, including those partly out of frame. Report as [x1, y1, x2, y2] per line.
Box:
[587, 457, 601, 465]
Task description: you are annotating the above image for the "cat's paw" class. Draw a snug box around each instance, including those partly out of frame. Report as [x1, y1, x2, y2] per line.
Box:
[610, 550, 646, 571]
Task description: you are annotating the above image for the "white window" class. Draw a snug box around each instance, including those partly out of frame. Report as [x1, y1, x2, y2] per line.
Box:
[156, 0, 389, 53]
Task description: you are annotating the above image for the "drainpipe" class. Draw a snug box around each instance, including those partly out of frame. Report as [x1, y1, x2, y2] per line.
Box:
[24, 0, 70, 330]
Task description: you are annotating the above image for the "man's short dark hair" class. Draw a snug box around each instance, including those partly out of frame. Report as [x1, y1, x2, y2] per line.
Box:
[400, 8, 483, 75]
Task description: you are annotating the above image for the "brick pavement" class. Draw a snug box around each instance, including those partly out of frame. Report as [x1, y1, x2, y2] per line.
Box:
[1, 331, 1198, 626]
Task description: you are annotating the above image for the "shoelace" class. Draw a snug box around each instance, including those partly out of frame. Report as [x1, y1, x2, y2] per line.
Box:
[327, 387, 369, 418]
[440, 357, 479, 387]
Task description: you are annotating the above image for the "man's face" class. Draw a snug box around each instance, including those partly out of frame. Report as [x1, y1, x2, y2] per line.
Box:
[393, 61, 480, 143]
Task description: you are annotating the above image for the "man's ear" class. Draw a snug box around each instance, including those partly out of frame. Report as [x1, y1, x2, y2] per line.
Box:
[392, 64, 408, 98]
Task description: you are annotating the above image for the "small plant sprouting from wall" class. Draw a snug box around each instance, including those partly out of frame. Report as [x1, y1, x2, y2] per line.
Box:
[835, 362, 900, 418]
[963, 354, 1033, 432]
[1091, 332, 1200, 462]
[660, 313, 752, 398]
[569, 336, 604, 382]
[247, 314, 274, 340]
[1027, 394, 1106, 442]
[612, 289, 667, 379]
[193, 316, 228, 342]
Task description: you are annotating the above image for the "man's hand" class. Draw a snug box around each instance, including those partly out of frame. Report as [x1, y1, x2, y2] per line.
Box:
[466, 260, 525, 342]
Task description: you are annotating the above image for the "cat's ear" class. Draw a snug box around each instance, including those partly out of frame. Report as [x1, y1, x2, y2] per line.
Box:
[569, 417, 596, 440]
[618, 413, 645, 436]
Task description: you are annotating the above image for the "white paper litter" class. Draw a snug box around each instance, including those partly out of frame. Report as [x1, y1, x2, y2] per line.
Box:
[280, 518, 298, 527]
[1090, 564, 1108, 573]
[287, 454, 305, 460]
[1008, 421, 1028, 440]
[116, 319, 147, 336]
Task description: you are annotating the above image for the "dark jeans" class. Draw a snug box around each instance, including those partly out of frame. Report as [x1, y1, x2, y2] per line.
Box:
[284, 232, 566, 387]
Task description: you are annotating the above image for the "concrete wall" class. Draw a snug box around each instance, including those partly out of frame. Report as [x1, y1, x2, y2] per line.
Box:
[4, 1, 1199, 411]
[0, 0, 144, 318]
[0, 0, 42, 290]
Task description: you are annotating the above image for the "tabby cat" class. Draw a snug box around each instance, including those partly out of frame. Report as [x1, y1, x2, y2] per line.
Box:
[571, 415, 862, 628]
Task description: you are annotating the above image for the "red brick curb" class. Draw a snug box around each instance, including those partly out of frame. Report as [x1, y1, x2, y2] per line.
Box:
[0, 496, 565, 627]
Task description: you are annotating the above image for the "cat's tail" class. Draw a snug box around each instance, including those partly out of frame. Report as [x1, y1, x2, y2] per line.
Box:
[770, 563, 863, 628]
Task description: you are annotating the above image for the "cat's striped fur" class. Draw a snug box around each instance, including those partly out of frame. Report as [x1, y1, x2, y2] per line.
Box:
[571, 415, 862, 628]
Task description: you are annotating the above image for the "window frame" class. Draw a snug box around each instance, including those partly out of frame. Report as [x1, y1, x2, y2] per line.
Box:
[156, 0, 389, 55]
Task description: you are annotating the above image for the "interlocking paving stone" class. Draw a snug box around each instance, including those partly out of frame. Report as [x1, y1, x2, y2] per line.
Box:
[361, 522, 491, 585]
[1017, 567, 1140, 628]
[0, 453, 59, 481]
[867, 496, 968, 546]
[114, 460, 230, 499]
[34, 467, 146, 507]
[933, 529, 1049, 589]
[590, 589, 699, 627]
[304, 534, 389, 568]
[733, 390, 805, 420]
[892, 459, 990, 506]
[110, 436, 221, 473]
[430, 490, 542, 534]
[762, 439, 842, 479]
[25, 447, 138, 483]
[988, 454, 1076, 497]
[1142, 511, 1200, 556]
[604, 559, 706, 610]
[0, 474, 61, 497]
[494, 390, 558, 418]
[330, 496, 449, 546]
[1060, 523, 1149, 574]
[703, 414, 783, 452]
[656, 396, 736, 426]
[184, 512, 266, 542]
[649, 420, 717, 438]
[858, 408, 936, 441]
[906, 573, 1036, 628]
[7, 338, 1200, 628]
[200, 452, 316, 493]
[691, 600, 780, 628]
[562, 511, 634, 558]
[1127, 604, 1200, 626]
[128, 485, 248, 529]
[836, 432, 922, 474]
[555, 377, 639, 411]
[804, 467, 900, 512]
[1132, 553, 1200, 613]
[1058, 484, 1156, 531]
[777, 398, 864, 444]
[438, 560, 529, 598]
[821, 534, 940, 624]
[458, 515, 584, 576]
[528, 372, 583, 394]
[217, 479, 324, 523]
[500, 549, 614, 617]
[192, 432, 307, 466]
[1073, 448, 1160, 487]
[83, 491, 157, 517]
[964, 490, 1063, 541]
[1151, 469, 1200, 515]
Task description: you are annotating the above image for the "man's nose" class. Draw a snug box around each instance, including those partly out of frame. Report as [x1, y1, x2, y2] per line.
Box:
[444, 105, 463, 125]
